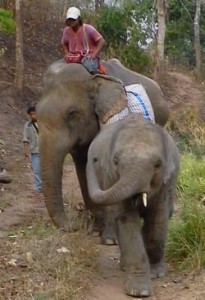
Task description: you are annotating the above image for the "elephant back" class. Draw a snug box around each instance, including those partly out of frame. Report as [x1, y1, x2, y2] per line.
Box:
[103, 59, 169, 126]
[43, 61, 91, 87]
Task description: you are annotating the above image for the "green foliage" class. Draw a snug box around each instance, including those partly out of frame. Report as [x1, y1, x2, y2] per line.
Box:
[167, 200, 205, 270]
[167, 106, 205, 158]
[107, 0, 205, 69]
[118, 41, 152, 72]
[85, 0, 205, 70]
[93, 4, 153, 72]
[166, 102, 205, 270]
[177, 154, 205, 202]
[165, 0, 205, 67]
[0, 8, 15, 33]
[167, 155, 205, 270]
[96, 6, 128, 48]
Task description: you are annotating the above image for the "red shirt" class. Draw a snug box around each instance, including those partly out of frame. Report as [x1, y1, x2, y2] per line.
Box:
[61, 24, 103, 56]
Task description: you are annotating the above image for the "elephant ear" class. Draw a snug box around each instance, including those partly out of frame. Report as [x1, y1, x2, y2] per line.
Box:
[162, 129, 179, 184]
[92, 74, 127, 124]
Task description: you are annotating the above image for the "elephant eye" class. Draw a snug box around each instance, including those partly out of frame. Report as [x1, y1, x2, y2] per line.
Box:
[66, 106, 79, 119]
[93, 157, 98, 163]
[154, 160, 162, 171]
[113, 154, 119, 165]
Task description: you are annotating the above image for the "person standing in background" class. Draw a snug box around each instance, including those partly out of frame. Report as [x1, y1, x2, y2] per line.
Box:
[23, 106, 42, 192]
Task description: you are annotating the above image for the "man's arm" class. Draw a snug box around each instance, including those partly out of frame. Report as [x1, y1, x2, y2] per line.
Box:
[23, 142, 30, 158]
[86, 25, 105, 59]
[61, 28, 70, 60]
[61, 43, 70, 58]
[89, 37, 105, 59]
[23, 123, 30, 158]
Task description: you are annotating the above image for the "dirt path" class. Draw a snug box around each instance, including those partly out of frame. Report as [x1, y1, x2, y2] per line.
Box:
[87, 244, 205, 300]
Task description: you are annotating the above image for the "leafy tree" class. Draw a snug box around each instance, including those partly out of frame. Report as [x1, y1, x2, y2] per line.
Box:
[155, 0, 168, 80]
[93, 4, 154, 72]
[0, 8, 15, 33]
[14, 0, 24, 90]
[165, 0, 205, 69]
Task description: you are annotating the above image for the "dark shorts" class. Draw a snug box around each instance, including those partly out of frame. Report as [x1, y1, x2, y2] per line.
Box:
[81, 57, 100, 74]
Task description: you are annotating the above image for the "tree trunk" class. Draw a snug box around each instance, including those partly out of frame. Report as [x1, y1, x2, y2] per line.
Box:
[63, 0, 68, 21]
[14, 0, 24, 90]
[194, 0, 201, 79]
[95, 0, 104, 12]
[156, 0, 168, 80]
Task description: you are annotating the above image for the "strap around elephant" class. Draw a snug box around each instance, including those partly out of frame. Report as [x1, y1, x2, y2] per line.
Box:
[126, 91, 152, 121]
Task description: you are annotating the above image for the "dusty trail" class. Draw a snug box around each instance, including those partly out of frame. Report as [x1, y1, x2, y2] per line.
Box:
[86, 242, 205, 300]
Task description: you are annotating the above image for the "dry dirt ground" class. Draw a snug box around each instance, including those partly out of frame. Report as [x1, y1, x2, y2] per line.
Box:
[0, 71, 205, 300]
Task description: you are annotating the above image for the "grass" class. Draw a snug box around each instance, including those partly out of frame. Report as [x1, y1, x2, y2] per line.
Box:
[0, 192, 14, 211]
[167, 199, 205, 270]
[167, 105, 205, 157]
[166, 105, 205, 270]
[177, 153, 205, 202]
[0, 213, 98, 300]
[166, 154, 205, 270]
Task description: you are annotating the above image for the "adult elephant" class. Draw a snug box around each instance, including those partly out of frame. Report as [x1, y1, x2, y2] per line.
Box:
[86, 114, 180, 297]
[37, 58, 169, 233]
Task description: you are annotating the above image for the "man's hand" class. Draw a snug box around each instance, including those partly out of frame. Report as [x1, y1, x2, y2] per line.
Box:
[64, 54, 70, 62]
[86, 52, 97, 59]
[24, 150, 29, 158]
[23, 142, 30, 158]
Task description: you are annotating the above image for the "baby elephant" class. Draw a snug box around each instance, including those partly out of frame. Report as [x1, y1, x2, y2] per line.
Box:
[86, 114, 180, 297]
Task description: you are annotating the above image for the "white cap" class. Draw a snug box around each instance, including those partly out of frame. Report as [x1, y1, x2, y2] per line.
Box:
[66, 7, 81, 20]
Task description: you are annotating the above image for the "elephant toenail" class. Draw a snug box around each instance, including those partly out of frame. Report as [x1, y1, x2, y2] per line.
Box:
[140, 290, 150, 297]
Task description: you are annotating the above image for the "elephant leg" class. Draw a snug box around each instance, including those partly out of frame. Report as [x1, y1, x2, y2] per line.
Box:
[100, 206, 118, 245]
[142, 192, 169, 279]
[116, 210, 153, 297]
[72, 149, 100, 211]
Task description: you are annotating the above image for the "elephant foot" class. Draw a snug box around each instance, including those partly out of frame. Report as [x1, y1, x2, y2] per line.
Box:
[150, 262, 166, 279]
[100, 236, 118, 245]
[74, 202, 85, 213]
[100, 225, 118, 245]
[54, 216, 80, 233]
[119, 257, 126, 271]
[60, 222, 80, 233]
[84, 210, 118, 245]
[124, 273, 153, 297]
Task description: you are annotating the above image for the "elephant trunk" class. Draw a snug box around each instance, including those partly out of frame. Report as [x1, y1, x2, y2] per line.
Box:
[86, 159, 149, 206]
[39, 132, 71, 230]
